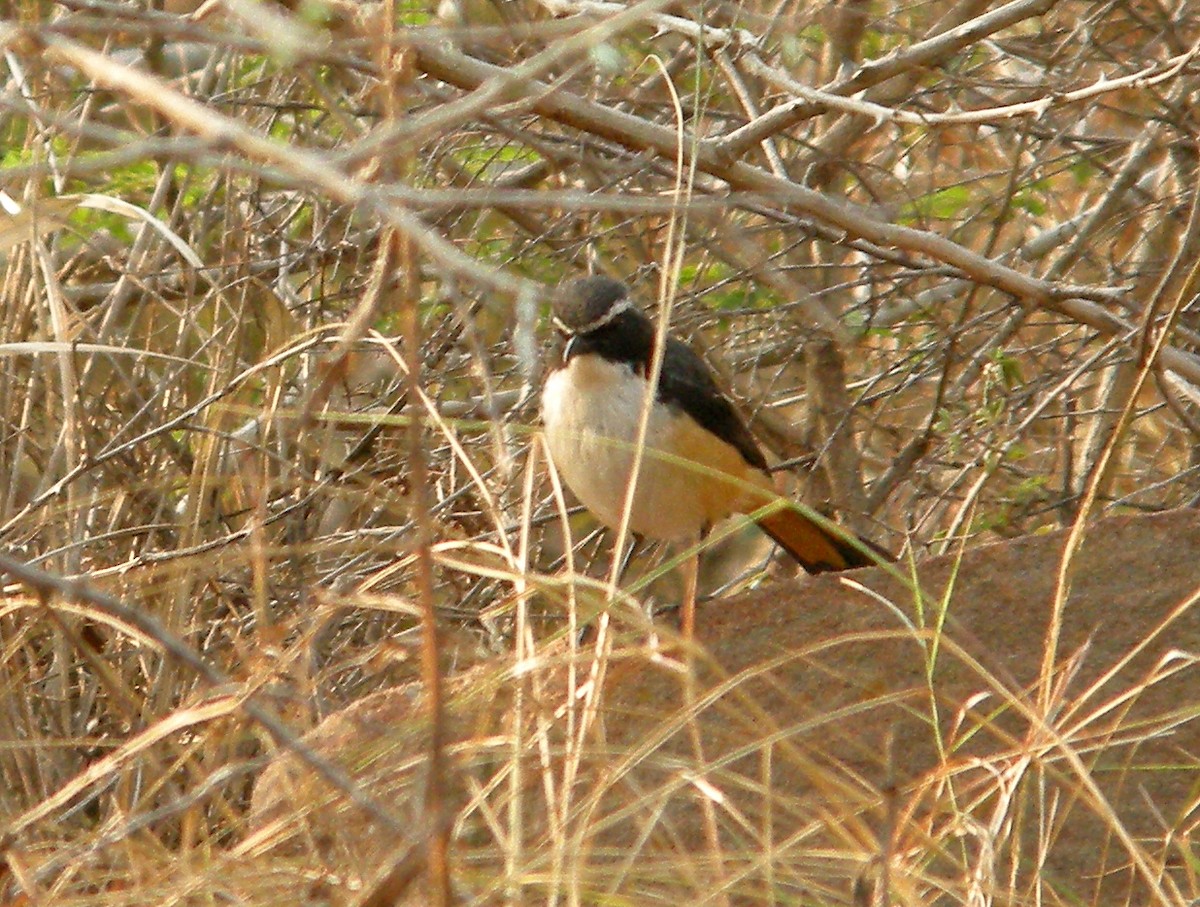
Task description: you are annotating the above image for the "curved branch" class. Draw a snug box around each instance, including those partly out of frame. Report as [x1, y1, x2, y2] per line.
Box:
[413, 42, 1200, 385]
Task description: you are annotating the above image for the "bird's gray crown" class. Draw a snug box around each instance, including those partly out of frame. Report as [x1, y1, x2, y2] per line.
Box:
[551, 275, 637, 335]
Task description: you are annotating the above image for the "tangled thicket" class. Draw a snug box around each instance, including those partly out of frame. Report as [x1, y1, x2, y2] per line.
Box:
[1, 0, 1199, 902]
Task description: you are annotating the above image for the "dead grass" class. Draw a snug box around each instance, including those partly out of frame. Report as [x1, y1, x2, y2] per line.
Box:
[245, 516, 1200, 905]
[1, 0, 1199, 903]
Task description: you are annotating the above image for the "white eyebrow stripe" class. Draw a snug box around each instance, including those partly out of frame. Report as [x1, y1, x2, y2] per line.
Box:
[557, 295, 636, 335]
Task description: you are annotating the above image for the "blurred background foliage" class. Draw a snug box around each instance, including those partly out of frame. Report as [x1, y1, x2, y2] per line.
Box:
[1, 0, 1199, 899]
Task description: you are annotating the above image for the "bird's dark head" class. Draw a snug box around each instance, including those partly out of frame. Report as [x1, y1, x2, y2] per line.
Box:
[550, 276, 637, 336]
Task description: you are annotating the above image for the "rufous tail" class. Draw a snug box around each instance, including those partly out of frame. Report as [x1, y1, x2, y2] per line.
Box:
[755, 507, 889, 574]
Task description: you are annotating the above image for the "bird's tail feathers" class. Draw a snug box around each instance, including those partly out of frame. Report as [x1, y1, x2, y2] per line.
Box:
[755, 505, 888, 574]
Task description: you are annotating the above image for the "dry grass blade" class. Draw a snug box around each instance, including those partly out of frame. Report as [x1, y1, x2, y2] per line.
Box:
[1, 1, 1197, 904]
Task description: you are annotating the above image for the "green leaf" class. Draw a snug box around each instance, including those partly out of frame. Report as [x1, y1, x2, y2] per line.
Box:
[1011, 191, 1045, 216]
[900, 185, 970, 221]
[1069, 157, 1097, 186]
[992, 350, 1023, 387]
[1011, 178, 1050, 216]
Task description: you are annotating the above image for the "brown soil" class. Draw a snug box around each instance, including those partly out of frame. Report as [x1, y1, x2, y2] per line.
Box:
[251, 509, 1200, 905]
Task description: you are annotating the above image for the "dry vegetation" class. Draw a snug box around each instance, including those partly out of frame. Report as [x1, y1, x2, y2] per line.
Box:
[1, 0, 1198, 903]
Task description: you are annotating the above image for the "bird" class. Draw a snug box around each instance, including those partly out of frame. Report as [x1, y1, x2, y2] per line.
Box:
[541, 275, 884, 632]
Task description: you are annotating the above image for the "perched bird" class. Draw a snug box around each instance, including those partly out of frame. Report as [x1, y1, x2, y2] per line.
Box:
[541, 275, 882, 628]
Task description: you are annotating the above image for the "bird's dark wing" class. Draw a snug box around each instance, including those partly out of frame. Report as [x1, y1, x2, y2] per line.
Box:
[656, 336, 769, 472]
